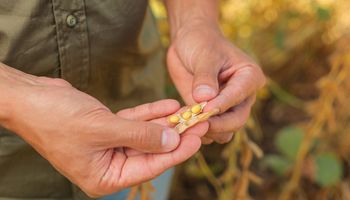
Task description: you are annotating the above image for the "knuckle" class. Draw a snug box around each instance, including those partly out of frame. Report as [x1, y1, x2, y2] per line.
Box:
[130, 126, 146, 143]
[115, 109, 126, 117]
[215, 94, 229, 112]
[210, 119, 234, 133]
[141, 124, 154, 138]
[36, 77, 72, 87]
[143, 102, 152, 113]
[215, 133, 234, 144]
[134, 102, 157, 117]
[216, 139, 229, 144]
[237, 112, 250, 129]
[203, 140, 214, 145]
[236, 118, 247, 130]
[252, 66, 266, 88]
[146, 102, 157, 115]
[53, 78, 72, 86]
[167, 99, 181, 107]
[202, 137, 214, 145]
[128, 107, 138, 116]
[235, 84, 246, 102]
[211, 123, 227, 133]
[210, 115, 247, 134]
[132, 125, 161, 149]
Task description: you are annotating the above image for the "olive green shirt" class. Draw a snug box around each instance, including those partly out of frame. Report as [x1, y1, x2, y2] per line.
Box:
[0, 1, 165, 199]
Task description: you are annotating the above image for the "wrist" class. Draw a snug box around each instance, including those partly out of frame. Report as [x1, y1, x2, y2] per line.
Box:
[170, 20, 221, 41]
[0, 63, 34, 127]
[0, 64, 12, 124]
[165, 0, 220, 40]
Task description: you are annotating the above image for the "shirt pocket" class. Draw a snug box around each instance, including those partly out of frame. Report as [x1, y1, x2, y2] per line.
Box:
[0, 0, 60, 77]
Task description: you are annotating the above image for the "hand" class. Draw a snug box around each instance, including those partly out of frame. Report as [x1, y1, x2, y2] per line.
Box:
[1, 66, 208, 197]
[167, 23, 266, 144]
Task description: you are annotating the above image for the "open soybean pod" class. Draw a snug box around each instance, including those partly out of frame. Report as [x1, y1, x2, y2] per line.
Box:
[175, 108, 220, 134]
[167, 102, 220, 134]
[167, 102, 207, 125]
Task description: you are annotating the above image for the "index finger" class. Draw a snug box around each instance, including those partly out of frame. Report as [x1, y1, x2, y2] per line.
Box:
[204, 66, 265, 113]
[116, 99, 180, 121]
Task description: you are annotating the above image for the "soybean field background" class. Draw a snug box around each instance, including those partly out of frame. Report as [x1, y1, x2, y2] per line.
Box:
[146, 1, 350, 199]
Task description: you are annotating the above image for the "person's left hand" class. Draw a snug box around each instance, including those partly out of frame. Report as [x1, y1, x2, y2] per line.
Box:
[167, 23, 266, 144]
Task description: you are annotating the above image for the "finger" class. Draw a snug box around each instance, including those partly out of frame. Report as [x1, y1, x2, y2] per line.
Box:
[205, 66, 265, 113]
[208, 95, 254, 134]
[190, 50, 223, 102]
[121, 118, 169, 157]
[167, 47, 196, 105]
[201, 136, 214, 145]
[117, 134, 202, 187]
[116, 99, 180, 121]
[186, 46, 223, 102]
[124, 119, 209, 157]
[124, 148, 142, 157]
[192, 66, 220, 102]
[115, 99, 181, 155]
[180, 121, 209, 138]
[98, 115, 180, 153]
[207, 132, 235, 144]
[151, 117, 169, 126]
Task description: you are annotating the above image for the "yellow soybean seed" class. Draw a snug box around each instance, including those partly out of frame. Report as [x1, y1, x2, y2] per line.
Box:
[181, 111, 192, 120]
[168, 115, 180, 124]
[191, 104, 202, 114]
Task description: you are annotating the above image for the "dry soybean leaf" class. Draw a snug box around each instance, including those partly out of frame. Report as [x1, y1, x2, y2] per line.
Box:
[248, 140, 264, 159]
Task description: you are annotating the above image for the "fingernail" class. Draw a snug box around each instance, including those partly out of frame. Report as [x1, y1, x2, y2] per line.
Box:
[162, 128, 180, 151]
[194, 85, 216, 97]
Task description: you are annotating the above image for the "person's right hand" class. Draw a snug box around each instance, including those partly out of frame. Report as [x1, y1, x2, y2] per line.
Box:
[0, 65, 208, 197]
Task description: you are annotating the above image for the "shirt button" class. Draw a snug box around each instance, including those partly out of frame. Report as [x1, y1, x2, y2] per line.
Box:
[66, 14, 78, 27]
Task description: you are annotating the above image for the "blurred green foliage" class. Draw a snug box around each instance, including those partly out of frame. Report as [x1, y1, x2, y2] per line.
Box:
[275, 126, 304, 160]
[315, 153, 343, 187]
[263, 155, 291, 176]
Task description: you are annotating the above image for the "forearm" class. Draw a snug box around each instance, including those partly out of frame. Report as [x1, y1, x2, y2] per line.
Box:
[0, 63, 14, 123]
[164, 0, 220, 39]
[0, 63, 36, 127]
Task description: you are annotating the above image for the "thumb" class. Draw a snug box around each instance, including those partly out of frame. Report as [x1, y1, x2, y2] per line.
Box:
[192, 67, 219, 102]
[111, 117, 180, 153]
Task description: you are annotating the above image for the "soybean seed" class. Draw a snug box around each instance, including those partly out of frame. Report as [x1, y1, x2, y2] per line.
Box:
[168, 115, 180, 124]
[191, 104, 202, 114]
[181, 111, 192, 120]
